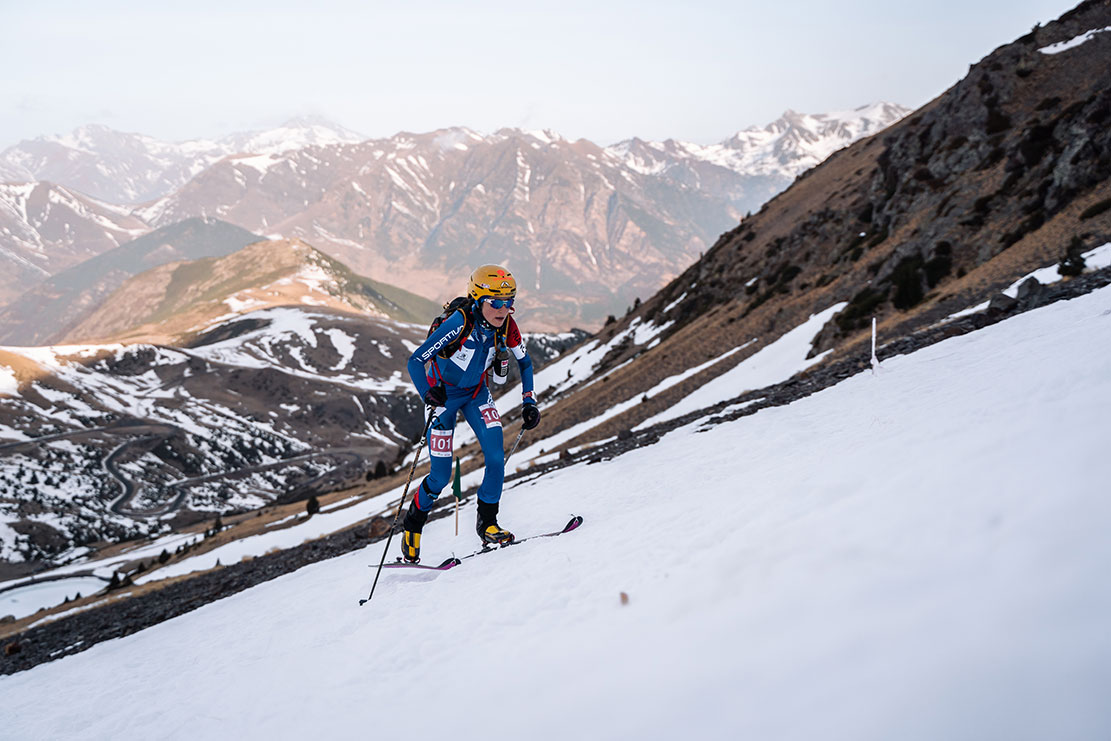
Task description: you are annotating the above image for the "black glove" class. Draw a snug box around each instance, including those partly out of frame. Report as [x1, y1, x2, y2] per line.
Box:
[522, 404, 540, 430]
[424, 385, 447, 408]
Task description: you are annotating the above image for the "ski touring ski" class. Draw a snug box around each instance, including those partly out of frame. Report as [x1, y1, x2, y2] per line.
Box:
[461, 514, 583, 562]
[382, 556, 462, 572]
[374, 515, 583, 575]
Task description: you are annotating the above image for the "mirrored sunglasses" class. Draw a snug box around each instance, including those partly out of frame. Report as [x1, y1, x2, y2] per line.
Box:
[486, 298, 514, 309]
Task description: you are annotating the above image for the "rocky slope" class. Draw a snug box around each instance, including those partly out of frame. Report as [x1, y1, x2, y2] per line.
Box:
[494, 0, 1111, 459]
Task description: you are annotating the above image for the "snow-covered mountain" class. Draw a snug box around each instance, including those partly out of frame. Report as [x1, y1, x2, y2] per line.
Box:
[0, 118, 367, 205]
[129, 125, 750, 329]
[0, 182, 149, 305]
[609, 101, 910, 185]
[0, 107, 906, 330]
[0, 307, 428, 565]
[2, 267, 1107, 739]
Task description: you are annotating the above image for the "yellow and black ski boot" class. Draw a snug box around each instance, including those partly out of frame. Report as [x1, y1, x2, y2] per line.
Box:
[401, 498, 429, 563]
[476, 500, 514, 547]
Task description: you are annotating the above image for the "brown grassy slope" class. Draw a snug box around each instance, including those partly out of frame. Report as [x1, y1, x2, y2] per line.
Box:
[61, 238, 437, 344]
[519, 0, 1111, 452]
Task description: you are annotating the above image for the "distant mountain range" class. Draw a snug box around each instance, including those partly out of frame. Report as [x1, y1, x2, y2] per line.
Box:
[0, 105, 911, 329]
[0, 117, 367, 204]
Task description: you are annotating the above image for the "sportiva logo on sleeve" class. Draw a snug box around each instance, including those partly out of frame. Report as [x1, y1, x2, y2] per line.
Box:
[429, 429, 453, 457]
[419, 324, 462, 362]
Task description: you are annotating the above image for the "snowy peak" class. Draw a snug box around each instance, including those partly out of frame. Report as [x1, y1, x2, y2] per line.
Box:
[219, 117, 367, 156]
[0, 118, 366, 204]
[609, 102, 912, 179]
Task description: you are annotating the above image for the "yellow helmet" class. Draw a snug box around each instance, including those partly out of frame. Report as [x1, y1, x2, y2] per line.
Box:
[468, 264, 517, 302]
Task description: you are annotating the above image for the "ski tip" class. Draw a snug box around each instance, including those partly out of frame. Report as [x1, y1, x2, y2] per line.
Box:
[563, 515, 583, 532]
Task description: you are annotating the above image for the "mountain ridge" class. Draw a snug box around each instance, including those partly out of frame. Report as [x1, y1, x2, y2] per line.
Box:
[0, 119, 368, 204]
[0, 218, 265, 346]
[1, 106, 909, 330]
[62, 238, 439, 344]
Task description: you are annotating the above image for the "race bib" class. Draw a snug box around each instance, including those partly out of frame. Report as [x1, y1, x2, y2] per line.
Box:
[479, 403, 502, 429]
[429, 428, 453, 458]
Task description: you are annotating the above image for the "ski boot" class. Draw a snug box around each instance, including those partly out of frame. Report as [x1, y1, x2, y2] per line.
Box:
[400, 498, 429, 563]
[476, 500, 514, 547]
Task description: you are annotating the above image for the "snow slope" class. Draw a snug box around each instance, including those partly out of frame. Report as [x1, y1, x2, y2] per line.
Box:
[2, 286, 1110, 740]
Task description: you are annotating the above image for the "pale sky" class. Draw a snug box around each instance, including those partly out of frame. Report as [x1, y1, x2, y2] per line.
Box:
[0, 0, 1083, 149]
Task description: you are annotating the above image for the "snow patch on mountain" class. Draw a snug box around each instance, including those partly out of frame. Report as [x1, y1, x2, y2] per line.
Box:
[0, 366, 17, 396]
[1039, 25, 1111, 54]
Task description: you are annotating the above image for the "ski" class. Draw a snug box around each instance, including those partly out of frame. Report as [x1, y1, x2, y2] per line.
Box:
[376, 515, 583, 575]
[381, 556, 462, 571]
[458, 514, 583, 562]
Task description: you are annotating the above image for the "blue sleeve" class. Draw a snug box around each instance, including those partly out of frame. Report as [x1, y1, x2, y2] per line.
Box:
[517, 352, 535, 404]
[504, 316, 536, 404]
[407, 312, 466, 399]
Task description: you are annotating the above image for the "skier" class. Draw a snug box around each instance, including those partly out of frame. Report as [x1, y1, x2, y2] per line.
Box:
[400, 264, 541, 563]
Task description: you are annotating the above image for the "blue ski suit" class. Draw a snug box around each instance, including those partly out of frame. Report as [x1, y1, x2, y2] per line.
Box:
[406, 306, 536, 511]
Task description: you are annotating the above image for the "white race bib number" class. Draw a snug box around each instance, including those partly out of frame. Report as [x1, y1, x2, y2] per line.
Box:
[429, 429, 453, 457]
[479, 403, 502, 429]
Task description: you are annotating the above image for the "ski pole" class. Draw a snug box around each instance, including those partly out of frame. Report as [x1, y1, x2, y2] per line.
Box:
[504, 427, 525, 465]
[361, 408, 435, 606]
[452, 456, 461, 536]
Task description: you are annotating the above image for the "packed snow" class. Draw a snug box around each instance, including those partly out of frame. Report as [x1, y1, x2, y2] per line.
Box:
[946, 243, 1111, 320]
[0, 366, 17, 396]
[1, 578, 106, 621]
[2, 278, 1109, 739]
[638, 302, 846, 428]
